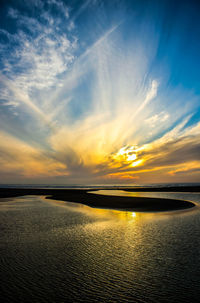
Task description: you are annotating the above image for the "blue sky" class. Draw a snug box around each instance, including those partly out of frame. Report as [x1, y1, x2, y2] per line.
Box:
[0, 0, 200, 184]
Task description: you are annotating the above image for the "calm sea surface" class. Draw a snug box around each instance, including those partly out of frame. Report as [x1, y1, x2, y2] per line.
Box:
[1, 191, 200, 302]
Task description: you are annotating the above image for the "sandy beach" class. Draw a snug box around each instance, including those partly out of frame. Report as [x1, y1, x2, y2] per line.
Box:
[0, 186, 197, 212]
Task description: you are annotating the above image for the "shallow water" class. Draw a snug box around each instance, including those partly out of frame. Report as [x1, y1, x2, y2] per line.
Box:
[1, 194, 200, 302]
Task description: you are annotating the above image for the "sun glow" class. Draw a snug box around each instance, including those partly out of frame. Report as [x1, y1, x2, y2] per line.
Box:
[0, 0, 200, 184]
[112, 145, 144, 168]
[127, 154, 137, 161]
[131, 159, 144, 167]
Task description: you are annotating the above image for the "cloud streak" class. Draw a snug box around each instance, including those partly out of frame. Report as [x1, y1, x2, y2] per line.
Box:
[0, 1, 200, 184]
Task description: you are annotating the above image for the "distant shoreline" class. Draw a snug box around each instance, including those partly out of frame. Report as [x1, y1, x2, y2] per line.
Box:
[0, 187, 198, 212]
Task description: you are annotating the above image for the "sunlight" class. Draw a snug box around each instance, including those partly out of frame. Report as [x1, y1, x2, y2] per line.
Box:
[127, 154, 137, 161]
[0, 0, 199, 184]
[131, 159, 144, 167]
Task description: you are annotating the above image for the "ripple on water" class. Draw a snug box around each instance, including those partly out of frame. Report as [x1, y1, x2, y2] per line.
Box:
[1, 195, 200, 302]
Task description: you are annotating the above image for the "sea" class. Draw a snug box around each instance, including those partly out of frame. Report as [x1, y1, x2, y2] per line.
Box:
[1, 183, 200, 302]
[0, 182, 200, 189]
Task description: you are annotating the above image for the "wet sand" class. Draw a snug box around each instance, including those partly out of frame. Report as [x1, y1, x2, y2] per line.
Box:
[0, 187, 197, 211]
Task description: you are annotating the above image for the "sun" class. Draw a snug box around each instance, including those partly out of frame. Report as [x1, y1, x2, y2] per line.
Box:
[112, 145, 144, 168]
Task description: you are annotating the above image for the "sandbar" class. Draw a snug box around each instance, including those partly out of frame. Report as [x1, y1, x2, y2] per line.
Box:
[0, 187, 196, 212]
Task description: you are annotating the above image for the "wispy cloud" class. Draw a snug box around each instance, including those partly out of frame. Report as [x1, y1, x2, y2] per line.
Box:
[106, 118, 200, 182]
[0, 3, 76, 111]
[0, 130, 67, 180]
[0, 0, 200, 184]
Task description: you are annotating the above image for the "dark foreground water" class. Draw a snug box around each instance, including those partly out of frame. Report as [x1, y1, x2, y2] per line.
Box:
[1, 193, 200, 303]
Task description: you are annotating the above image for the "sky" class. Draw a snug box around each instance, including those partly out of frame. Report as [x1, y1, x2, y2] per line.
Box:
[0, 0, 200, 185]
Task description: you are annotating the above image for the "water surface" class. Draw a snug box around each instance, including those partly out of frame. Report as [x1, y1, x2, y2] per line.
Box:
[1, 194, 200, 302]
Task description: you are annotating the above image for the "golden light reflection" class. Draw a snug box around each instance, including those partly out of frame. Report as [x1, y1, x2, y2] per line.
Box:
[80, 206, 138, 222]
[44, 197, 139, 222]
[42, 196, 193, 230]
